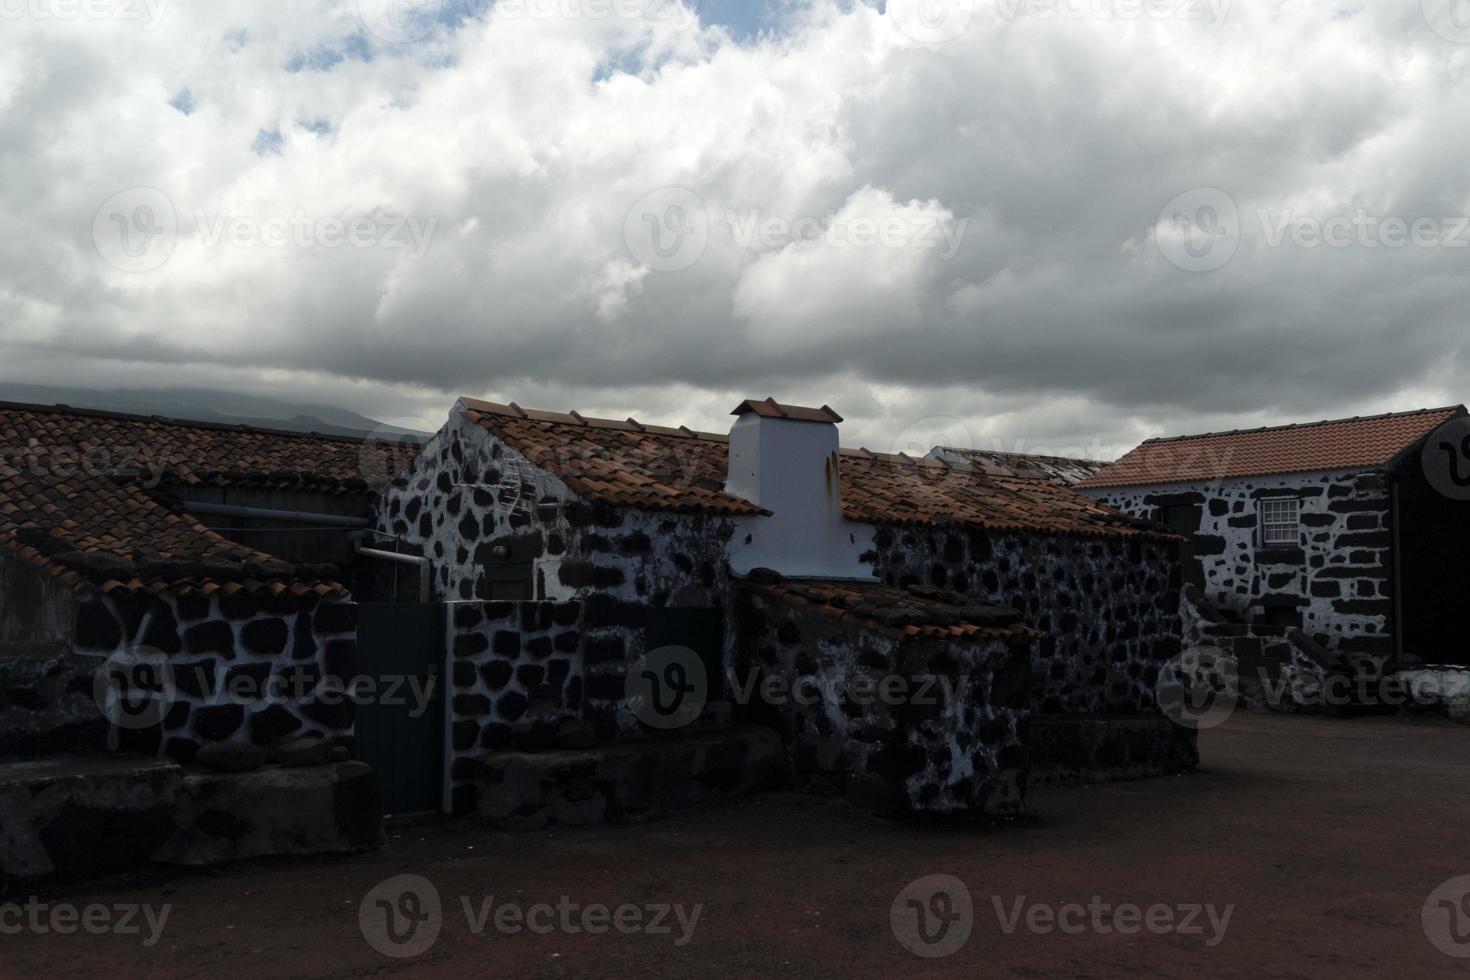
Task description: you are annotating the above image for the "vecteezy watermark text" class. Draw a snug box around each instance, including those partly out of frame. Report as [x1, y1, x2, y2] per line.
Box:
[194, 210, 439, 259]
[996, 0, 1229, 30]
[0, 0, 167, 27]
[0, 899, 171, 947]
[990, 895, 1233, 946]
[92, 188, 441, 272]
[722, 209, 969, 260]
[94, 651, 440, 732]
[890, 875, 1233, 958]
[1156, 187, 1470, 272]
[359, 875, 701, 959]
[623, 187, 972, 273]
[0, 443, 169, 488]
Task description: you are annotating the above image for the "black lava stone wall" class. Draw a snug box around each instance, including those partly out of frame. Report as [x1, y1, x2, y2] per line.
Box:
[1088, 472, 1395, 661]
[70, 590, 358, 761]
[736, 590, 1033, 815]
[861, 526, 1183, 715]
[447, 599, 582, 788]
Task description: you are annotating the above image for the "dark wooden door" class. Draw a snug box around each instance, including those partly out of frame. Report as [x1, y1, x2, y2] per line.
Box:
[356, 603, 444, 815]
[645, 608, 726, 703]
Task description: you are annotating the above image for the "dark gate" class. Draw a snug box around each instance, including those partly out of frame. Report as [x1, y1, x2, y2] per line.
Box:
[646, 608, 726, 703]
[1157, 503, 1206, 590]
[355, 603, 444, 814]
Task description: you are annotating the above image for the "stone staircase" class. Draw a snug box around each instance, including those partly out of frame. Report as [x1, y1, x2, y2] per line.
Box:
[1180, 584, 1368, 714]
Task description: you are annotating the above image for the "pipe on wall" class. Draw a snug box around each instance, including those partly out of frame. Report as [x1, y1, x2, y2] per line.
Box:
[179, 501, 372, 528]
[353, 544, 432, 604]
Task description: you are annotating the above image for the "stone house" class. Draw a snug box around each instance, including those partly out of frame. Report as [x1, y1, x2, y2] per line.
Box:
[1077, 406, 1470, 675]
[0, 401, 419, 763]
[0, 394, 1192, 873]
[377, 396, 1192, 815]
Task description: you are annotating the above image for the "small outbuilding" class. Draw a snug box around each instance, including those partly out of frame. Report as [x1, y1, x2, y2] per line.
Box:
[1078, 406, 1470, 677]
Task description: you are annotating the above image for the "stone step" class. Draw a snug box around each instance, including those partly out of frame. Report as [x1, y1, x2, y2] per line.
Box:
[474, 723, 785, 829]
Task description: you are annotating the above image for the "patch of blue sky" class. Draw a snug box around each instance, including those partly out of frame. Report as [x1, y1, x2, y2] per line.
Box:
[251, 128, 285, 156]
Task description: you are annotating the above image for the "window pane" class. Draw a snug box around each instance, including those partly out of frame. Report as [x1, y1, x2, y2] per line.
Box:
[1260, 498, 1299, 546]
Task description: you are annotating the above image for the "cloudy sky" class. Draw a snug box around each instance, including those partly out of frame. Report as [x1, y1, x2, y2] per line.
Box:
[2, 0, 1468, 459]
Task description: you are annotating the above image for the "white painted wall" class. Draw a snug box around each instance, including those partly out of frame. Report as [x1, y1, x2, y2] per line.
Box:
[725, 414, 876, 579]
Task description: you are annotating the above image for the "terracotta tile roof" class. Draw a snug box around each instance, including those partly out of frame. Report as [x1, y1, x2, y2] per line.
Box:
[0, 400, 415, 493]
[460, 398, 1169, 539]
[0, 402, 416, 596]
[930, 448, 1107, 487]
[740, 574, 1035, 641]
[1079, 406, 1466, 490]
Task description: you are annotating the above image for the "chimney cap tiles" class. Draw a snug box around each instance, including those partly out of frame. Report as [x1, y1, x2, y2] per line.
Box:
[730, 398, 843, 424]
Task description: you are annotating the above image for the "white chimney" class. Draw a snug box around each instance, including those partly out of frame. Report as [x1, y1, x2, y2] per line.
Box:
[725, 398, 873, 578]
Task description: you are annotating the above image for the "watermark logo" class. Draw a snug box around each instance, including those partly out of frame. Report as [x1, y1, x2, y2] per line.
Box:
[626, 645, 707, 730]
[1424, 0, 1470, 43]
[1156, 187, 1239, 273]
[624, 187, 709, 273]
[1157, 646, 1237, 730]
[0, 0, 168, 28]
[995, 0, 1229, 30]
[1257, 207, 1470, 251]
[0, 899, 171, 946]
[497, 0, 698, 29]
[359, 876, 702, 956]
[888, 416, 974, 460]
[193, 210, 439, 259]
[891, 875, 974, 958]
[360, 874, 443, 959]
[93, 187, 177, 273]
[721, 209, 969, 259]
[92, 647, 176, 731]
[358, 0, 444, 42]
[889, 0, 975, 44]
[992, 895, 1233, 946]
[357, 416, 435, 493]
[1422, 416, 1470, 502]
[1423, 875, 1470, 958]
[0, 441, 169, 488]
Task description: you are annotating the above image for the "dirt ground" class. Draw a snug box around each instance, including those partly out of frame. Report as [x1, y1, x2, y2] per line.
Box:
[6, 712, 1470, 978]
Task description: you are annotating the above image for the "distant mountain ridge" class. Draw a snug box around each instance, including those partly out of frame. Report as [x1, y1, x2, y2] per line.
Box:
[0, 384, 429, 440]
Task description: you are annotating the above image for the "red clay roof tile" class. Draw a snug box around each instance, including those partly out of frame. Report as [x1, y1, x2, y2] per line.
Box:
[0, 402, 418, 595]
[461, 398, 1168, 539]
[1079, 406, 1465, 489]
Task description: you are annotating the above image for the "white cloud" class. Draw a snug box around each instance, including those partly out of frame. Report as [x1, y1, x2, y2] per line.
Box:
[0, 0, 1468, 453]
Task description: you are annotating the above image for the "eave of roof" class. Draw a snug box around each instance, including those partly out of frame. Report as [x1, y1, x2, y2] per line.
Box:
[739, 576, 1038, 642]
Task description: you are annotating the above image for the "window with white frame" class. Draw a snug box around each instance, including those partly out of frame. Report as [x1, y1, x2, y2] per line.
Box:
[1259, 497, 1301, 547]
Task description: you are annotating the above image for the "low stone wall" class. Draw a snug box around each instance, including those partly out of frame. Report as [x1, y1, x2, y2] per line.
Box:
[154, 761, 383, 867]
[0, 755, 180, 884]
[446, 599, 583, 808]
[1, 755, 382, 885]
[736, 591, 1034, 816]
[475, 724, 784, 828]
